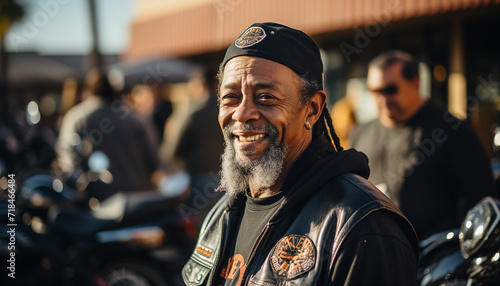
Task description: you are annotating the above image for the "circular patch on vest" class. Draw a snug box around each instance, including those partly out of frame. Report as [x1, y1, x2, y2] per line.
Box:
[270, 234, 316, 279]
[235, 26, 266, 48]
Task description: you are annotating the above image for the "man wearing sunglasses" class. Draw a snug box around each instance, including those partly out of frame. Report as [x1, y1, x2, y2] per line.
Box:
[350, 50, 497, 240]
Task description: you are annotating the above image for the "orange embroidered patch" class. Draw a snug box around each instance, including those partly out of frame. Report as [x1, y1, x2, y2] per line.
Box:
[271, 234, 316, 279]
[196, 246, 213, 257]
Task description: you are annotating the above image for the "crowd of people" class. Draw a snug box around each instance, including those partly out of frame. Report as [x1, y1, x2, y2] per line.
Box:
[50, 65, 225, 226]
[0, 63, 224, 231]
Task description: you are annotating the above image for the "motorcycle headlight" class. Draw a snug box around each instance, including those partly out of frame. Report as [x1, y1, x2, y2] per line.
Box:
[459, 196, 500, 259]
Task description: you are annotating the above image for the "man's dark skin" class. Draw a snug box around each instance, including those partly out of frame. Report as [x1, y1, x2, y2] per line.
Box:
[218, 56, 324, 198]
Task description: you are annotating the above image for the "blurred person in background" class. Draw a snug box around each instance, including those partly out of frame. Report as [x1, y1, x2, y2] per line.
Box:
[330, 92, 357, 148]
[350, 50, 497, 240]
[167, 67, 224, 228]
[159, 67, 215, 167]
[57, 77, 83, 129]
[56, 68, 159, 201]
[126, 84, 160, 152]
[152, 84, 173, 144]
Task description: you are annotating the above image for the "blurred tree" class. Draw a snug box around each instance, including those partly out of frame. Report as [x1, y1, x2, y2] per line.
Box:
[0, 0, 24, 126]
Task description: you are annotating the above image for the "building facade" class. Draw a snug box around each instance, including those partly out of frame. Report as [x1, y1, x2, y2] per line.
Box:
[126, 0, 500, 156]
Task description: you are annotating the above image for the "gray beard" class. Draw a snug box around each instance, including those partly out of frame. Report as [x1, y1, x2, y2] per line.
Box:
[217, 123, 287, 197]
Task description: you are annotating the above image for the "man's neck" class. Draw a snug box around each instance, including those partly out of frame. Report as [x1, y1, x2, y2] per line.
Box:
[248, 176, 284, 198]
[248, 188, 276, 198]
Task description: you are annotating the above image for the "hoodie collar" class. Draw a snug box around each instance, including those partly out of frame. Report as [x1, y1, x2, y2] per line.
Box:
[282, 134, 370, 192]
[266, 134, 370, 219]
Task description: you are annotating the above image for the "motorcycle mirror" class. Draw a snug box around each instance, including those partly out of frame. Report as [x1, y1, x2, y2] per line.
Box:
[88, 151, 110, 173]
[459, 196, 500, 259]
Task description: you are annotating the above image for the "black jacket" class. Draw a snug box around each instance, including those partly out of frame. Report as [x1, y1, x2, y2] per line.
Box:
[182, 136, 419, 285]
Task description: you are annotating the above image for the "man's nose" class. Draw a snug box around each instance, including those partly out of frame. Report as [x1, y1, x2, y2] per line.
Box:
[232, 98, 260, 123]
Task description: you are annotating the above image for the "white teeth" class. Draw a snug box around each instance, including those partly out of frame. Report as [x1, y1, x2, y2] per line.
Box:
[238, 134, 264, 142]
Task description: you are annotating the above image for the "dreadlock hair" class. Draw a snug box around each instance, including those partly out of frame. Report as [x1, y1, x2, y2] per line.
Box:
[298, 75, 343, 152]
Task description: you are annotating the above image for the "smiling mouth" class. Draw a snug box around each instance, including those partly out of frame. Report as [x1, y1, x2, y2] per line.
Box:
[237, 134, 265, 142]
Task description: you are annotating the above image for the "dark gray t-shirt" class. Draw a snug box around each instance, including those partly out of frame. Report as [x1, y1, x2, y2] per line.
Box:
[214, 192, 284, 286]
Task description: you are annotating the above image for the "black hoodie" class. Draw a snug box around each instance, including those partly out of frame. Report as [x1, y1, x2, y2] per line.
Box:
[280, 134, 370, 208]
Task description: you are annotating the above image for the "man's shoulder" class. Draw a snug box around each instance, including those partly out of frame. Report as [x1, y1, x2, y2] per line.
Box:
[413, 100, 453, 126]
[291, 172, 406, 228]
[320, 173, 419, 254]
[63, 97, 104, 126]
[320, 173, 398, 211]
[319, 173, 414, 232]
[415, 101, 479, 139]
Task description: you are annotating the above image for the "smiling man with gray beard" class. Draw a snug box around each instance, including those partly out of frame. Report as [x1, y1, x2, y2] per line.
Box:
[182, 22, 419, 286]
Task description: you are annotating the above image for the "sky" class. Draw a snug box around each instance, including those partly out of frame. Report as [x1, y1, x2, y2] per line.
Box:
[4, 0, 134, 55]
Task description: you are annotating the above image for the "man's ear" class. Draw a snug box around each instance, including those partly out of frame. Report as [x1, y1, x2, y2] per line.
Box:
[306, 90, 326, 126]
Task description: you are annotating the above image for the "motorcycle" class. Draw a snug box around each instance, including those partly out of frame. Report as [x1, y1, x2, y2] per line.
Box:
[0, 100, 57, 180]
[1, 191, 196, 286]
[0, 152, 197, 286]
[418, 196, 500, 286]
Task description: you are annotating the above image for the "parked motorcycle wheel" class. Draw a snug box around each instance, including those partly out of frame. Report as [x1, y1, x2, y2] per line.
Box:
[98, 260, 170, 286]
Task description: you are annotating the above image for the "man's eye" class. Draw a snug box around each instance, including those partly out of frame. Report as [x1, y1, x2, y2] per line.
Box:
[257, 94, 276, 103]
[220, 94, 239, 105]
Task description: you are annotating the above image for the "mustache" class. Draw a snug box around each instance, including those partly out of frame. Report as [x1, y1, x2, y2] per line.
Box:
[224, 122, 268, 134]
[223, 122, 279, 140]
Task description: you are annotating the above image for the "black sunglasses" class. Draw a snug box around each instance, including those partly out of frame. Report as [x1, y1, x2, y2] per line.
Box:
[369, 84, 398, 95]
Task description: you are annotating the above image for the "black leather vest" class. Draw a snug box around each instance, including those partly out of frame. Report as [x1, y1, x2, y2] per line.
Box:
[182, 173, 417, 285]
